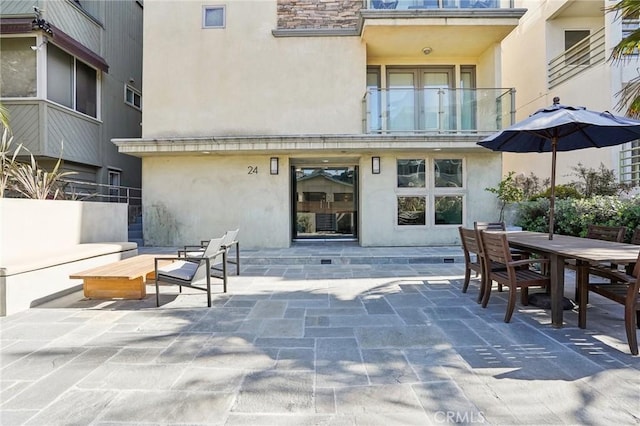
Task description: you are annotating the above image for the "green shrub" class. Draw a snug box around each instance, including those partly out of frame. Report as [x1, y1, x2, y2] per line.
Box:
[530, 184, 582, 201]
[516, 195, 634, 239]
[485, 171, 524, 222]
[554, 196, 623, 237]
[569, 163, 632, 197]
[619, 197, 640, 239]
[514, 199, 550, 233]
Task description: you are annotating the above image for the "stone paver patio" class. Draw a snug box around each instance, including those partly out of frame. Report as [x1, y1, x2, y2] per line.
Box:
[1, 245, 639, 425]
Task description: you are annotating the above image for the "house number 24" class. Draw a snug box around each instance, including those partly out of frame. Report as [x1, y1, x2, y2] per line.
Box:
[247, 166, 258, 174]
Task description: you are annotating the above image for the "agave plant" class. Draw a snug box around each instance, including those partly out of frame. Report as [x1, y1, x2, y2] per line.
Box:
[0, 102, 10, 130]
[0, 127, 21, 198]
[10, 144, 77, 199]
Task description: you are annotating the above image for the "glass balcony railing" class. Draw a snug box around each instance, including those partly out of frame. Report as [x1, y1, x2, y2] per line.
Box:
[362, 87, 515, 134]
[366, 0, 512, 10]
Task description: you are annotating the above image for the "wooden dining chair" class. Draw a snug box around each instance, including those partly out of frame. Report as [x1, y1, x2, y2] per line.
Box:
[583, 258, 640, 355]
[474, 221, 533, 290]
[474, 222, 507, 293]
[585, 224, 627, 242]
[626, 227, 640, 275]
[459, 226, 482, 295]
[459, 226, 505, 302]
[478, 230, 550, 322]
[568, 224, 627, 301]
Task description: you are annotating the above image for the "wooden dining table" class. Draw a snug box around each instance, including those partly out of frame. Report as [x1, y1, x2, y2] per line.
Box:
[505, 231, 640, 328]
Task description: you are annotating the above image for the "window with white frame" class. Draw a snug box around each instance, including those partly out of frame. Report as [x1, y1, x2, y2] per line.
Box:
[397, 159, 426, 226]
[395, 158, 465, 226]
[0, 37, 37, 97]
[203, 5, 225, 29]
[125, 85, 141, 109]
[46, 44, 98, 118]
[434, 159, 464, 225]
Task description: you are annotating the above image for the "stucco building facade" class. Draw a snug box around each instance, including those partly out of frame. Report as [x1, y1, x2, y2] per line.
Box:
[501, 0, 640, 187]
[115, 0, 528, 249]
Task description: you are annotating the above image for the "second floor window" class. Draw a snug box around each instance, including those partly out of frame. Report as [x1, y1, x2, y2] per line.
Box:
[47, 44, 98, 118]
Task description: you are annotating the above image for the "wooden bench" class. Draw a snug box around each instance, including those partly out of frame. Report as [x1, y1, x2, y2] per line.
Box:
[70, 255, 171, 299]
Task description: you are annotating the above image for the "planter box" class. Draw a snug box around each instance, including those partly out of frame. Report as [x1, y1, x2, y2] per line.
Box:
[0, 199, 135, 316]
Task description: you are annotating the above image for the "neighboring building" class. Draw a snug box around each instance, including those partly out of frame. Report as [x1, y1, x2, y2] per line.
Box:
[0, 0, 143, 204]
[115, 0, 526, 249]
[501, 0, 640, 187]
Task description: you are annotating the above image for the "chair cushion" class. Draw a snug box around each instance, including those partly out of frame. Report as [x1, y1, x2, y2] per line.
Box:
[157, 260, 198, 281]
[185, 251, 204, 258]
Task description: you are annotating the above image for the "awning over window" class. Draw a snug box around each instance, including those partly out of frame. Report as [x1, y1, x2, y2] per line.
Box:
[0, 17, 109, 73]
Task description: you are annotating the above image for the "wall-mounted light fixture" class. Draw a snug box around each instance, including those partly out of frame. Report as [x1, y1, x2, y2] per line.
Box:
[372, 156, 381, 174]
[30, 40, 47, 51]
[31, 37, 49, 52]
[270, 157, 279, 175]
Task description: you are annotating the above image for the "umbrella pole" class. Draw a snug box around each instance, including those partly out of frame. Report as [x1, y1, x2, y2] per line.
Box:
[549, 137, 557, 240]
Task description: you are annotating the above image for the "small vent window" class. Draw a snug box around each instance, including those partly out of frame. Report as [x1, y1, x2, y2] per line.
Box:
[203, 6, 225, 29]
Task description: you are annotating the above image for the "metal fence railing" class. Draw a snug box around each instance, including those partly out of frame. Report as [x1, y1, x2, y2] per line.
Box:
[548, 27, 606, 89]
[59, 178, 142, 222]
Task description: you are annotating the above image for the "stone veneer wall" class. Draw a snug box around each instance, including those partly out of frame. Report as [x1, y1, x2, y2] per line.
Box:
[277, 0, 362, 30]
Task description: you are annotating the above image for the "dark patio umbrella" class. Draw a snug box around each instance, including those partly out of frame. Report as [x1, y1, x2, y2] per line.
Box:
[478, 97, 640, 239]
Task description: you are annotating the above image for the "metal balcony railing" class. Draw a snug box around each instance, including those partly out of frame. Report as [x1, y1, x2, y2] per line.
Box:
[548, 27, 606, 89]
[365, 0, 513, 10]
[362, 87, 515, 134]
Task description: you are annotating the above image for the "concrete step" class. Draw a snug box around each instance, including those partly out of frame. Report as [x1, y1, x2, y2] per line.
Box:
[239, 243, 464, 266]
[240, 254, 463, 266]
[129, 238, 144, 247]
[129, 231, 143, 240]
[138, 243, 465, 266]
[128, 214, 143, 244]
[129, 223, 142, 232]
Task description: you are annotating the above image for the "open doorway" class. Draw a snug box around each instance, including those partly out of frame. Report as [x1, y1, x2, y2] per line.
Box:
[291, 164, 358, 241]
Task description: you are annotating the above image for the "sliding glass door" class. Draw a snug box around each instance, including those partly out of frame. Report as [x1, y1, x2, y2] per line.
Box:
[387, 67, 455, 132]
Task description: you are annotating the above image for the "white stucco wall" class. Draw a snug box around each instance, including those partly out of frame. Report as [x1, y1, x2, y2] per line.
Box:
[360, 152, 503, 246]
[136, 0, 516, 248]
[142, 155, 290, 248]
[143, 0, 366, 138]
[142, 152, 502, 248]
[0, 199, 128, 262]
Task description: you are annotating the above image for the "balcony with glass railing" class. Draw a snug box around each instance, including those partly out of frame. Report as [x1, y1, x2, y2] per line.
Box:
[365, 0, 513, 10]
[548, 27, 606, 89]
[362, 88, 514, 134]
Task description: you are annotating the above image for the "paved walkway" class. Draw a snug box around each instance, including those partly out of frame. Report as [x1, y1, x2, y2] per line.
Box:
[1, 244, 639, 425]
